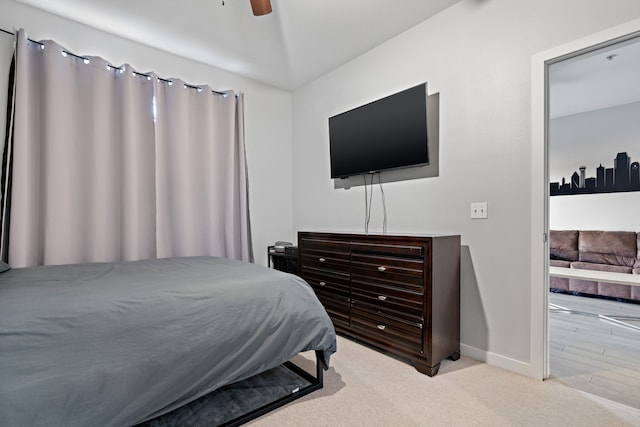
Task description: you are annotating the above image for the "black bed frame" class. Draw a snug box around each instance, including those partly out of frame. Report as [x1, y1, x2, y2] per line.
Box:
[220, 350, 324, 426]
[135, 351, 325, 427]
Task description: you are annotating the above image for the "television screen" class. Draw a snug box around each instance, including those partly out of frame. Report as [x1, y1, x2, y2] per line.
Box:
[329, 83, 428, 179]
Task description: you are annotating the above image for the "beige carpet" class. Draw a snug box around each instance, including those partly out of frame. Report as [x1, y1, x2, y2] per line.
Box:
[249, 336, 640, 427]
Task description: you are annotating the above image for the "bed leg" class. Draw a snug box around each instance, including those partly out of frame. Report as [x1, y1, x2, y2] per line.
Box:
[315, 350, 324, 387]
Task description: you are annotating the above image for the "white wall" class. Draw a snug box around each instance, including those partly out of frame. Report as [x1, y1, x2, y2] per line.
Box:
[551, 192, 640, 231]
[291, 0, 640, 375]
[0, 0, 294, 266]
[550, 102, 640, 231]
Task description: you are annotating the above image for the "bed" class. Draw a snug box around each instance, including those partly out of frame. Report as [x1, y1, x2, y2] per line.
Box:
[0, 256, 336, 426]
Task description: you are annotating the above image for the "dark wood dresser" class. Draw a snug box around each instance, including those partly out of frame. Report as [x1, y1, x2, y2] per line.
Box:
[298, 231, 460, 376]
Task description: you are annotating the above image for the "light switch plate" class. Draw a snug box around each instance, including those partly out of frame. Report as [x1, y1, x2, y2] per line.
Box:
[470, 202, 488, 219]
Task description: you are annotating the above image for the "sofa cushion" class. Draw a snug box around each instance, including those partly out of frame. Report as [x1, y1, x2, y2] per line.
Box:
[568, 278, 597, 295]
[570, 261, 633, 274]
[549, 230, 579, 261]
[598, 282, 631, 300]
[578, 231, 637, 267]
[549, 259, 570, 291]
[550, 259, 571, 268]
[549, 276, 569, 291]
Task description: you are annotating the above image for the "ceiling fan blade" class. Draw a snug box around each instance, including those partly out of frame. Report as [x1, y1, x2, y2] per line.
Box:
[250, 0, 272, 16]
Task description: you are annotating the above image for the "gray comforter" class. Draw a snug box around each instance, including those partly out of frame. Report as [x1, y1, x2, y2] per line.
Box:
[0, 256, 336, 427]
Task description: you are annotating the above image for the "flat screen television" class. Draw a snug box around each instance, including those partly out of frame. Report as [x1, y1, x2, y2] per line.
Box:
[328, 83, 428, 179]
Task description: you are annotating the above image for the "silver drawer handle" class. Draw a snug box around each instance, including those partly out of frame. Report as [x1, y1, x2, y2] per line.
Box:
[377, 266, 386, 272]
[319, 281, 326, 286]
[319, 257, 326, 262]
[377, 324, 386, 330]
[378, 295, 387, 301]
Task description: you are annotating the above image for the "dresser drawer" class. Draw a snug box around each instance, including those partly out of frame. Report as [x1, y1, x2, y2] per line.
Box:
[314, 290, 350, 330]
[350, 242, 426, 258]
[350, 271, 423, 293]
[302, 269, 350, 298]
[351, 257, 424, 293]
[351, 253, 424, 280]
[301, 250, 350, 273]
[299, 237, 350, 252]
[351, 307, 423, 352]
[351, 279, 423, 322]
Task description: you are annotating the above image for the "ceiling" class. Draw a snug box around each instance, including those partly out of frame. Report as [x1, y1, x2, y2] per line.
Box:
[13, 0, 639, 113]
[15, 0, 462, 90]
[549, 35, 640, 119]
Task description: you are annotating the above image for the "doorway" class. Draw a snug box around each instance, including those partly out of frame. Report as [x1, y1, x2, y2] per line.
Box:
[547, 38, 640, 407]
[532, 19, 640, 406]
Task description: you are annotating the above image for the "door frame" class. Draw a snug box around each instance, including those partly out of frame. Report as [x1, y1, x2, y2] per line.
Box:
[530, 18, 640, 380]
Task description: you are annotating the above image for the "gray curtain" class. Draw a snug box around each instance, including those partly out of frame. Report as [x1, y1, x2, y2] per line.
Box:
[2, 30, 253, 267]
[154, 79, 252, 261]
[0, 31, 13, 168]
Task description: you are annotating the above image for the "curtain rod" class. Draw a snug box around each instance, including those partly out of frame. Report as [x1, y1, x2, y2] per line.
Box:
[0, 26, 230, 97]
[0, 26, 42, 46]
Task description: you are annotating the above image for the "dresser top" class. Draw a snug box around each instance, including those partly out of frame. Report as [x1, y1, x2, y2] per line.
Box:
[298, 231, 460, 239]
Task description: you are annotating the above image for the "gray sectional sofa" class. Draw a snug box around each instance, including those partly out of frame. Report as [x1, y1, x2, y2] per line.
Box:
[549, 230, 640, 303]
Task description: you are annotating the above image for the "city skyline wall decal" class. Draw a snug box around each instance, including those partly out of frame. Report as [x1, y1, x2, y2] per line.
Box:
[550, 151, 640, 196]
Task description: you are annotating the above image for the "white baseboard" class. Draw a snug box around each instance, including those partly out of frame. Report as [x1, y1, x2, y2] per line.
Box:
[460, 343, 536, 378]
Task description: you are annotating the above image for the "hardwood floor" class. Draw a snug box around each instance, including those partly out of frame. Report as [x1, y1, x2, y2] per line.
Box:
[549, 292, 640, 409]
